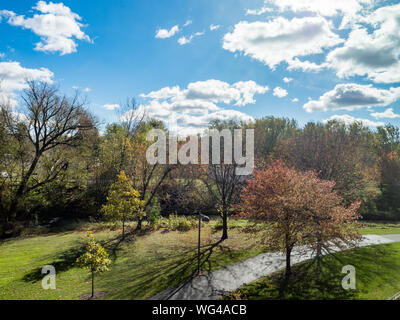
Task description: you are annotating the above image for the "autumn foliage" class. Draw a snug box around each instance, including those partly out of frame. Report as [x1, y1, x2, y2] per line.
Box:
[101, 171, 145, 237]
[76, 232, 111, 298]
[235, 160, 361, 278]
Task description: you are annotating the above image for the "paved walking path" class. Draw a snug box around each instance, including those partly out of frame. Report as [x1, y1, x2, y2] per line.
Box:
[149, 234, 400, 300]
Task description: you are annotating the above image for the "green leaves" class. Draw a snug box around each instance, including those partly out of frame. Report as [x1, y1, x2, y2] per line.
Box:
[76, 232, 111, 274]
[100, 171, 146, 223]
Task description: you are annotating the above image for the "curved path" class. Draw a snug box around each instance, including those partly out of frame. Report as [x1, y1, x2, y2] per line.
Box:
[150, 234, 400, 300]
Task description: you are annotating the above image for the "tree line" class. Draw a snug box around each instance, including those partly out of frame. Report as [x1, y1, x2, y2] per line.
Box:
[1, 81, 400, 238]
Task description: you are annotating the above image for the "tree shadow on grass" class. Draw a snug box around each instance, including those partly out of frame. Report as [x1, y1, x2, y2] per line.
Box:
[100, 238, 230, 300]
[225, 244, 396, 300]
[21, 228, 150, 283]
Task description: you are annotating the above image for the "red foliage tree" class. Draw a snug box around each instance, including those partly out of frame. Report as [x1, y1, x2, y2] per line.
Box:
[235, 160, 361, 279]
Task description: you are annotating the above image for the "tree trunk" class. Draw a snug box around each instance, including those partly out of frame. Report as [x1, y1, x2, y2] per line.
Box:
[137, 217, 142, 230]
[8, 154, 41, 226]
[285, 246, 292, 280]
[122, 216, 125, 238]
[316, 233, 322, 258]
[221, 207, 228, 240]
[91, 271, 94, 298]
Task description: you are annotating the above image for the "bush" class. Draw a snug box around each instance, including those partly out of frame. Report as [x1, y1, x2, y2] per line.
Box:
[154, 213, 199, 232]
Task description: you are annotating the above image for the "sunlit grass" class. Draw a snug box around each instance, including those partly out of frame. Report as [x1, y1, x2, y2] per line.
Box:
[0, 221, 267, 300]
[224, 242, 400, 300]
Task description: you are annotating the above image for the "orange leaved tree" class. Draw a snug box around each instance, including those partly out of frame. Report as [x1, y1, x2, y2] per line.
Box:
[235, 160, 361, 279]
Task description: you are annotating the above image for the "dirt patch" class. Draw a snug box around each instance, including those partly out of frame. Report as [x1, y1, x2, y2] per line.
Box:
[80, 291, 107, 300]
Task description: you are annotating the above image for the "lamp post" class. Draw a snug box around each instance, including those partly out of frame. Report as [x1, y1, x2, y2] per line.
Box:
[197, 212, 210, 276]
[198, 212, 201, 275]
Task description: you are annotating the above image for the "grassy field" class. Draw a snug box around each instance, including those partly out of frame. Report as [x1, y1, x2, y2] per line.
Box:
[224, 242, 400, 300]
[0, 220, 267, 300]
[357, 222, 400, 235]
[1, 219, 400, 300]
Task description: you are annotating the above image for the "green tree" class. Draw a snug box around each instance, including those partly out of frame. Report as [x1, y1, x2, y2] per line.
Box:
[76, 232, 111, 298]
[101, 171, 145, 237]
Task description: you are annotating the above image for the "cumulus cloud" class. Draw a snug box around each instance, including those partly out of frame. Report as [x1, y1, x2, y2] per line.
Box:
[246, 6, 273, 16]
[283, 77, 293, 83]
[292, 98, 299, 102]
[0, 61, 54, 107]
[155, 25, 180, 39]
[138, 79, 268, 135]
[223, 16, 343, 69]
[103, 104, 120, 110]
[156, 19, 194, 40]
[370, 108, 400, 119]
[0, 1, 91, 55]
[178, 30, 205, 45]
[287, 58, 327, 72]
[323, 114, 384, 127]
[178, 36, 192, 45]
[327, 3, 400, 83]
[303, 83, 400, 113]
[266, 0, 373, 28]
[273, 87, 288, 98]
[210, 24, 220, 31]
[141, 79, 269, 107]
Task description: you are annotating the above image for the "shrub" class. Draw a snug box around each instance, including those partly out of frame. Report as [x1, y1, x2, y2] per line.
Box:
[154, 213, 199, 231]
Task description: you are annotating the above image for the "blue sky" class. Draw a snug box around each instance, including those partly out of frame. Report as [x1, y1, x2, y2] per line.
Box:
[1, 0, 400, 134]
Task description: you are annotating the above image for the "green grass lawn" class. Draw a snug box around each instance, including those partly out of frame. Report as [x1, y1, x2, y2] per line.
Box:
[224, 242, 400, 300]
[0, 222, 267, 300]
[2, 219, 400, 300]
[357, 222, 400, 235]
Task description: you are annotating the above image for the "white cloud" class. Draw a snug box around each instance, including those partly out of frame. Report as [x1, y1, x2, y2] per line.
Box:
[303, 83, 400, 113]
[223, 16, 343, 69]
[138, 79, 268, 135]
[155, 25, 180, 39]
[0, 61, 54, 107]
[273, 87, 288, 98]
[327, 3, 400, 84]
[292, 98, 299, 102]
[0, 1, 91, 55]
[246, 6, 273, 16]
[103, 104, 120, 110]
[370, 108, 400, 119]
[177, 30, 204, 45]
[71, 85, 91, 92]
[287, 58, 327, 72]
[267, 0, 373, 28]
[283, 77, 293, 83]
[142, 80, 268, 107]
[210, 24, 220, 31]
[323, 114, 384, 127]
[183, 20, 192, 27]
[178, 36, 192, 45]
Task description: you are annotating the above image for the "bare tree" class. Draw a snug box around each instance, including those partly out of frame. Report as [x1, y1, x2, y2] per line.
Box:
[199, 120, 246, 240]
[202, 162, 244, 240]
[3, 80, 94, 228]
[117, 98, 145, 172]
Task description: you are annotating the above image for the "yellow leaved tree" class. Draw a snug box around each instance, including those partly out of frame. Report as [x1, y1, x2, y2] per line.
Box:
[76, 232, 111, 298]
[101, 171, 145, 237]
